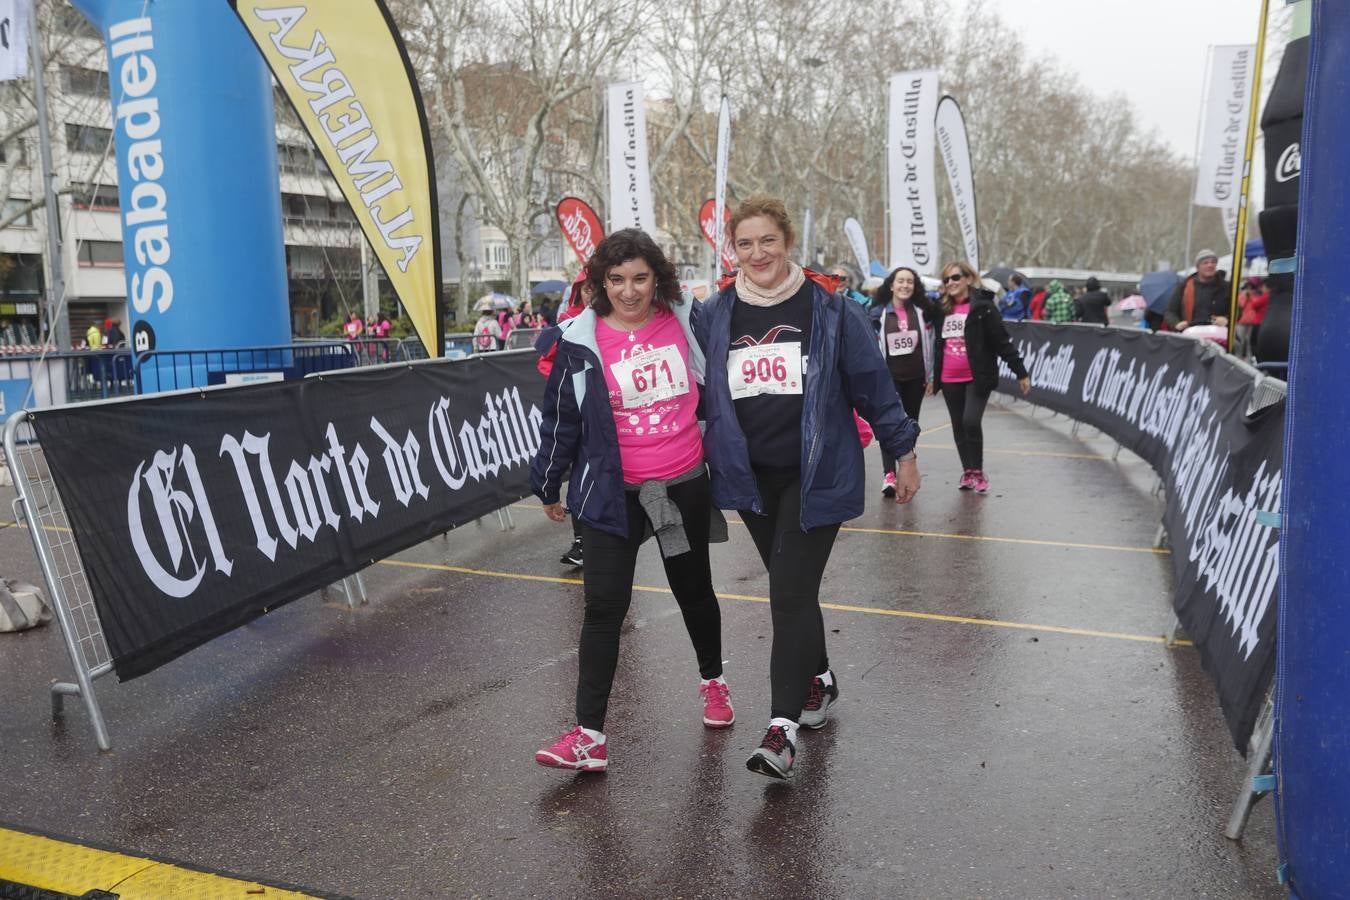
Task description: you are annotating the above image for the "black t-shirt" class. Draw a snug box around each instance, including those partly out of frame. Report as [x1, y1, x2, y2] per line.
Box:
[1078, 290, 1111, 325]
[729, 281, 814, 468]
[882, 303, 926, 382]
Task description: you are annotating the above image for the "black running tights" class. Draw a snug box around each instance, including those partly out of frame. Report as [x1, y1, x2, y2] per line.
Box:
[575, 472, 722, 731]
[738, 468, 839, 723]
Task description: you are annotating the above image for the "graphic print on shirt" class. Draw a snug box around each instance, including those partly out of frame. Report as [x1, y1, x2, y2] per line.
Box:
[728, 325, 804, 400]
[606, 340, 690, 437]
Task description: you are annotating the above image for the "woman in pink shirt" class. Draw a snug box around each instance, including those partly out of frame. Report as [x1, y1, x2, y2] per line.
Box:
[929, 261, 1031, 494]
[530, 229, 731, 772]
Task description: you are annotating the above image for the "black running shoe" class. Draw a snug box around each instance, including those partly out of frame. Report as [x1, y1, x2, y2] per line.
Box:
[559, 537, 583, 567]
[746, 724, 795, 779]
[799, 671, 839, 730]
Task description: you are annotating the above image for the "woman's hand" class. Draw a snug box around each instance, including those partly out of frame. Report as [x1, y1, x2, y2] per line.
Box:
[926, 382, 938, 396]
[894, 458, 921, 504]
[543, 502, 567, 523]
[1018, 376, 1032, 396]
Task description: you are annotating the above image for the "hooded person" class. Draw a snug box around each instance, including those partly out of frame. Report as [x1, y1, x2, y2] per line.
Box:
[1077, 276, 1111, 325]
[1041, 280, 1077, 323]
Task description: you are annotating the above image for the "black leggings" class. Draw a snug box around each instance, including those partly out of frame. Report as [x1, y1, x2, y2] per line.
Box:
[880, 377, 927, 475]
[941, 381, 990, 471]
[738, 468, 839, 723]
[576, 471, 722, 731]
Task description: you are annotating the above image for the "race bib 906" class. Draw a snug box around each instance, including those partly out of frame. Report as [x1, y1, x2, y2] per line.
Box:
[728, 343, 803, 400]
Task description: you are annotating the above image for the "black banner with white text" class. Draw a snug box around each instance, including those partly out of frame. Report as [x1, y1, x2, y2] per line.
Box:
[997, 323, 1282, 751]
[30, 353, 546, 680]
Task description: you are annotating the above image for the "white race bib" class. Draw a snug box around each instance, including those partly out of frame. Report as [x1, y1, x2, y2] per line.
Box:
[610, 344, 689, 408]
[728, 343, 803, 400]
[887, 330, 919, 356]
[941, 314, 967, 340]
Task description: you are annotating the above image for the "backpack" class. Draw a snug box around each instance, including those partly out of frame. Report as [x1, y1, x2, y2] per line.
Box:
[474, 319, 499, 351]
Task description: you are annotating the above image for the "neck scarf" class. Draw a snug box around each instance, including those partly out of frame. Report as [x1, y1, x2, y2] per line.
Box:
[735, 261, 805, 307]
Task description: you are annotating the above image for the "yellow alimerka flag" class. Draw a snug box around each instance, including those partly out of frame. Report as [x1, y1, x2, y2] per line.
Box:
[231, 0, 443, 357]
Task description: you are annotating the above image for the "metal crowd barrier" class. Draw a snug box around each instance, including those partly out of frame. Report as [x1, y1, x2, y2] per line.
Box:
[503, 327, 544, 351]
[133, 341, 357, 392]
[2, 395, 372, 751]
[5, 411, 115, 749]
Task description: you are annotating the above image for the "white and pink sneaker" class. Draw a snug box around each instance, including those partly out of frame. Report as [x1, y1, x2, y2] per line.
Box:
[700, 679, 735, 728]
[535, 726, 608, 772]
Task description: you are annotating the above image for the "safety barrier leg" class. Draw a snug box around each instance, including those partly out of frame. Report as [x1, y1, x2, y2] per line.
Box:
[1226, 690, 1276, 840]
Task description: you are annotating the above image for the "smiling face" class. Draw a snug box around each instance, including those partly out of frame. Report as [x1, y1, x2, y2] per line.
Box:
[733, 215, 791, 291]
[941, 265, 971, 301]
[1197, 257, 1219, 281]
[603, 257, 656, 327]
[891, 270, 916, 302]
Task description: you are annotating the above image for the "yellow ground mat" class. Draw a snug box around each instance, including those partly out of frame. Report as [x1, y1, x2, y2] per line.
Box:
[0, 826, 324, 899]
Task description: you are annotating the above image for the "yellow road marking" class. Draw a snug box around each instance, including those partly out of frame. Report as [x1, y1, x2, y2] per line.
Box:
[378, 558, 1189, 647]
[509, 502, 1166, 556]
[917, 442, 1125, 462]
[0, 827, 318, 899]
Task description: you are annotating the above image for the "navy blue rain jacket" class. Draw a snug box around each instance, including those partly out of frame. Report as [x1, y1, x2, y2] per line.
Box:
[694, 279, 920, 530]
[529, 297, 705, 539]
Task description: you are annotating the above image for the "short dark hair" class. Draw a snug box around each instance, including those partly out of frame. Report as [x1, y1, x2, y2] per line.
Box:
[584, 229, 681, 316]
[1009, 274, 1024, 288]
[872, 266, 924, 310]
[1085, 276, 1100, 291]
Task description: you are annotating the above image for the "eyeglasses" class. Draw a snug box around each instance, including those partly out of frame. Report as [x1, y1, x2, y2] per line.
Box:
[943, 273, 966, 284]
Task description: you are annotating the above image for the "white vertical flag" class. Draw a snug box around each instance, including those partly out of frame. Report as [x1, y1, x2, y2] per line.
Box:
[712, 96, 731, 275]
[607, 81, 656, 233]
[1194, 44, 1255, 216]
[0, 0, 32, 83]
[843, 217, 870, 279]
[888, 70, 940, 274]
[935, 96, 980, 272]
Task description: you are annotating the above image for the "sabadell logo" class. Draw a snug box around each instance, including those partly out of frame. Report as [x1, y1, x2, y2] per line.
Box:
[1275, 142, 1301, 183]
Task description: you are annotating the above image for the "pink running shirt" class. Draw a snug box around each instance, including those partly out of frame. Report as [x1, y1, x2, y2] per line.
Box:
[595, 309, 703, 483]
[941, 302, 973, 383]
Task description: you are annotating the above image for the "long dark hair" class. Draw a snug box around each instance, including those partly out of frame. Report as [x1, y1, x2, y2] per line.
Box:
[872, 266, 924, 313]
[584, 229, 682, 316]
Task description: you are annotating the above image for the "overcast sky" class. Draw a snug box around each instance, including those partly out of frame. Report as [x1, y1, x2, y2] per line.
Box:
[981, 0, 1266, 156]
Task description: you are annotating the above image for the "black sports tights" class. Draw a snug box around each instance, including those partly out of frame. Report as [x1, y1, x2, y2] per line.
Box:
[738, 467, 839, 722]
[941, 381, 990, 471]
[575, 471, 722, 731]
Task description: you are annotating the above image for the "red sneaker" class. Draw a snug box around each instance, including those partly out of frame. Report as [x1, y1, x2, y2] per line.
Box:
[535, 726, 608, 772]
[700, 679, 735, 728]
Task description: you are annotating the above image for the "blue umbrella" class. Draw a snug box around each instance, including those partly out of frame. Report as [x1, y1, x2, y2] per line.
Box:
[531, 279, 568, 294]
[1139, 271, 1182, 314]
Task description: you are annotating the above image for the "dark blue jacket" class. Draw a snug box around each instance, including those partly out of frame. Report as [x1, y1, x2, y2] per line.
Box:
[529, 297, 705, 539]
[694, 278, 920, 529]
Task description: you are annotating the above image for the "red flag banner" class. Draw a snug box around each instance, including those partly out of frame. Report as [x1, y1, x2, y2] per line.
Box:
[699, 199, 736, 274]
[556, 197, 604, 266]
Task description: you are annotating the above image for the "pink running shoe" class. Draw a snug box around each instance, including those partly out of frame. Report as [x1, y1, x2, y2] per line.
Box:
[882, 472, 897, 497]
[958, 469, 976, 491]
[972, 470, 990, 494]
[700, 679, 735, 728]
[535, 726, 608, 771]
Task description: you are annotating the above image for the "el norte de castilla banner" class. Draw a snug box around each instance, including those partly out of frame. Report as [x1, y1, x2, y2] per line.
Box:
[31, 353, 547, 680]
[996, 322, 1282, 751]
[232, 1, 444, 357]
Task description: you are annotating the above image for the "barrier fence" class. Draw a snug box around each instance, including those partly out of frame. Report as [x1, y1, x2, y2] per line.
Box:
[5, 350, 546, 749]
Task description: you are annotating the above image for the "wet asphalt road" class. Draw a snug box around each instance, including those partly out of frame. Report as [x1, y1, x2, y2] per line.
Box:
[0, 396, 1282, 898]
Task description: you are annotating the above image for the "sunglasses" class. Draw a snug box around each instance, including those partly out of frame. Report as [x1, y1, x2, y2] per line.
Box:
[943, 273, 966, 283]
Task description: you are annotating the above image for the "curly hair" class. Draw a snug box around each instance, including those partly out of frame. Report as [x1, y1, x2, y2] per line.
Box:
[871, 266, 924, 311]
[728, 195, 795, 249]
[583, 229, 682, 316]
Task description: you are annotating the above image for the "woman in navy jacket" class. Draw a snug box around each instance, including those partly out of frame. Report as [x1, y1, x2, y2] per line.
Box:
[530, 229, 732, 773]
[695, 195, 921, 779]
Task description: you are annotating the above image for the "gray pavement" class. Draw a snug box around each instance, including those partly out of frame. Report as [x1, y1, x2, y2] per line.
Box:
[0, 396, 1281, 898]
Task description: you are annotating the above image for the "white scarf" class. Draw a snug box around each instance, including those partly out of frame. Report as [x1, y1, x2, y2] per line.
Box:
[734, 261, 806, 307]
